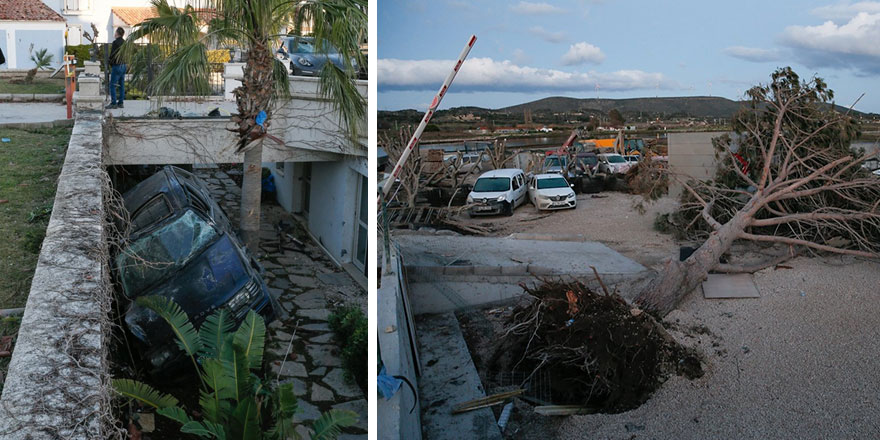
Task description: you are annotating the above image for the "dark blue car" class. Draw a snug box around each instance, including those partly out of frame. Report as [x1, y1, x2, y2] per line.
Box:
[114, 166, 279, 373]
[277, 36, 357, 77]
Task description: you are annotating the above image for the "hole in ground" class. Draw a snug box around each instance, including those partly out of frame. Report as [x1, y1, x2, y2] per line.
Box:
[459, 280, 703, 415]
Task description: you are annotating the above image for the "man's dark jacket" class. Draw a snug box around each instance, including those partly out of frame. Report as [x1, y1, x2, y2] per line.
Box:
[110, 37, 124, 66]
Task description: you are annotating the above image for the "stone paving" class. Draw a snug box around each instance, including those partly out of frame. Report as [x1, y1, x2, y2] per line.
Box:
[196, 166, 367, 439]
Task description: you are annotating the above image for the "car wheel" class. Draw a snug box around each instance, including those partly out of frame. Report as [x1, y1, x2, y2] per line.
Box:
[504, 202, 513, 216]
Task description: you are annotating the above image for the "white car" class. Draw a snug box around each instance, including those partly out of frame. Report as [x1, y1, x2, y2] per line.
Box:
[528, 174, 577, 211]
[598, 153, 632, 175]
[466, 168, 528, 216]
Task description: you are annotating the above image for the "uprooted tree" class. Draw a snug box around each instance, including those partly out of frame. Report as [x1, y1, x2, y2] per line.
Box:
[635, 67, 880, 317]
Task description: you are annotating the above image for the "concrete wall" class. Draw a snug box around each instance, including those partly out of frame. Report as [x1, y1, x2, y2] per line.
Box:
[306, 157, 367, 266]
[667, 131, 727, 196]
[0, 111, 111, 439]
[378, 247, 423, 440]
[104, 77, 367, 165]
[0, 22, 66, 70]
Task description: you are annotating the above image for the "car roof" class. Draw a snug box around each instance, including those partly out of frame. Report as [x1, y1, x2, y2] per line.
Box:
[599, 153, 622, 157]
[477, 168, 523, 178]
[534, 173, 567, 179]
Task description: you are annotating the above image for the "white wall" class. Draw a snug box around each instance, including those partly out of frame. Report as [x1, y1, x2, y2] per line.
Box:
[305, 157, 366, 265]
[42, 0, 195, 44]
[0, 22, 66, 70]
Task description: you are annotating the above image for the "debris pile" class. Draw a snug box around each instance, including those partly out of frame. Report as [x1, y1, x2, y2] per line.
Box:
[491, 281, 702, 413]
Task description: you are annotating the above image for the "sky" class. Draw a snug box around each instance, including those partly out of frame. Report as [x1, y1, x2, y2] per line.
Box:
[378, 0, 880, 114]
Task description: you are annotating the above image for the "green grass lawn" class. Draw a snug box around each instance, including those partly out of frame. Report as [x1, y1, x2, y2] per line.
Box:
[0, 126, 69, 390]
[0, 78, 67, 94]
[0, 127, 70, 308]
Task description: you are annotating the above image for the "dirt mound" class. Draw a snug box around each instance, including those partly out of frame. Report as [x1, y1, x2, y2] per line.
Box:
[490, 281, 702, 413]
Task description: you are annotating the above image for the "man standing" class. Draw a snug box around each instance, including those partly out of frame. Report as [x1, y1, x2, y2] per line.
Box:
[107, 27, 126, 109]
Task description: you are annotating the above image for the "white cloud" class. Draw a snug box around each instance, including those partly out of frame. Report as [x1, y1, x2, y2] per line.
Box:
[782, 11, 880, 73]
[561, 42, 605, 65]
[512, 48, 531, 65]
[811, 1, 880, 21]
[528, 26, 567, 43]
[510, 1, 565, 14]
[723, 46, 782, 62]
[378, 57, 674, 93]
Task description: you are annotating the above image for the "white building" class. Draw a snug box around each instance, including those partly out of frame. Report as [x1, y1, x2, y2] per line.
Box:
[40, 0, 195, 45]
[0, 0, 66, 70]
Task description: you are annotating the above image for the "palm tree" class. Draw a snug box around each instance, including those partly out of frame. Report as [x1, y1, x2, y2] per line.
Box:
[123, 0, 366, 251]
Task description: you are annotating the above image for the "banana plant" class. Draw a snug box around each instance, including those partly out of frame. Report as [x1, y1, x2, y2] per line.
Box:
[113, 296, 357, 439]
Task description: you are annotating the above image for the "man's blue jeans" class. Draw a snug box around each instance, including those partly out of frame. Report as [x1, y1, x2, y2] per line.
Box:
[110, 64, 126, 105]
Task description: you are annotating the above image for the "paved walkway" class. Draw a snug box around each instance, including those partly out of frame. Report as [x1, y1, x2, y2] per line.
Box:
[0, 103, 67, 124]
[196, 167, 367, 439]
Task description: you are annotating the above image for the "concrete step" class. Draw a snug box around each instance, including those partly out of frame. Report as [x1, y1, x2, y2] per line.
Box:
[415, 312, 502, 440]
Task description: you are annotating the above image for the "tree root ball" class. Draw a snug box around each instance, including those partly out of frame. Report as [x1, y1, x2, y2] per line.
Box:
[491, 281, 703, 413]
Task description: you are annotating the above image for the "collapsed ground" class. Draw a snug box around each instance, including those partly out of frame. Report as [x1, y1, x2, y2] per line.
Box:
[109, 165, 367, 439]
[426, 191, 880, 439]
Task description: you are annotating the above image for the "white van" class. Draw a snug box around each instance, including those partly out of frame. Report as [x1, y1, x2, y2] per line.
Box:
[466, 168, 528, 216]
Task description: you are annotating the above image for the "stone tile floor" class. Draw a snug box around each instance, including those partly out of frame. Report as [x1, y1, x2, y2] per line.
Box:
[196, 167, 367, 439]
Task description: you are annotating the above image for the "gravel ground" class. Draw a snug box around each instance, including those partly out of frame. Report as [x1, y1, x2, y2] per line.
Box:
[454, 192, 683, 269]
[451, 190, 880, 439]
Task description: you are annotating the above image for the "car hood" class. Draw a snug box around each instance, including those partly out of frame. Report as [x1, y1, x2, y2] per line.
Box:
[125, 234, 249, 345]
[534, 187, 574, 197]
[469, 191, 508, 200]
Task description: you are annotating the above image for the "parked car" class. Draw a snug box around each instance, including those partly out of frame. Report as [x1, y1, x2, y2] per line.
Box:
[574, 152, 599, 175]
[623, 154, 641, 164]
[466, 168, 528, 216]
[444, 152, 486, 175]
[528, 174, 577, 211]
[598, 153, 632, 176]
[277, 36, 356, 77]
[113, 166, 279, 374]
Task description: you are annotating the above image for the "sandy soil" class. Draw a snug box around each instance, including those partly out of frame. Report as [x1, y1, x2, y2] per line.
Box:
[449, 191, 880, 439]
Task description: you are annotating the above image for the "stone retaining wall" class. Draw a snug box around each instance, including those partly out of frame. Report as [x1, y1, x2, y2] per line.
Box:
[0, 111, 112, 439]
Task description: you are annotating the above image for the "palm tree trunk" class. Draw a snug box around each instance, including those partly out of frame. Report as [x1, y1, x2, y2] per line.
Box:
[240, 140, 263, 251]
[235, 41, 274, 252]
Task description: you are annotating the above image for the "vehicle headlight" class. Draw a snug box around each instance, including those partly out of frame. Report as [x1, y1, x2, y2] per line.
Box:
[496, 195, 506, 202]
[149, 347, 174, 368]
[297, 57, 313, 67]
[227, 280, 261, 314]
[567, 193, 575, 199]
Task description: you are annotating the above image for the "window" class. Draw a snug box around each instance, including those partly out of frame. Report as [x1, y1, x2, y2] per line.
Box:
[511, 175, 520, 190]
[130, 195, 172, 232]
[473, 177, 510, 192]
[354, 175, 367, 274]
[64, 0, 92, 14]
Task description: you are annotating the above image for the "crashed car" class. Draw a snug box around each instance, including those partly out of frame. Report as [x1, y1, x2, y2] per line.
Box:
[113, 166, 279, 373]
[466, 168, 528, 216]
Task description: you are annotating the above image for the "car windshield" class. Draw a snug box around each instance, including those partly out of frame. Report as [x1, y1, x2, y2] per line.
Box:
[287, 38, 337, 54]
[544, 157, 565, 168]
[578, 156, 598, 166]
[537, 177, 569, 189]
[473, 177, 511, 192]
[116, 210, 219, 297]
[606, 155, 626, 163]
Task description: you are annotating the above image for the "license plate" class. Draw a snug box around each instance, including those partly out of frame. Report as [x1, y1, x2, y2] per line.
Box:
[476, 206, 493, 211]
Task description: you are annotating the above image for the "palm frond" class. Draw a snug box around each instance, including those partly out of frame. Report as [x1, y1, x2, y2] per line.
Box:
[319, 62, 365, 141]
[135, 296, 204, 358]
[272, 58, 291, 100]
[151, 42, 212, 97]
[229, 397, 261, 440]
[112, 378, 179, 409]
[157, 406, 192, 424]
[232, 310, 266, 369]
[309, 409, 359, 440]
[200, 308, 234, 359]
[181, 420, 227, 439]
[221, 344, 253, 402]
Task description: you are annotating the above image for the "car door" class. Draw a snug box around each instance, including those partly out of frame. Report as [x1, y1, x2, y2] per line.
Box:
[515, 173, 527, 207]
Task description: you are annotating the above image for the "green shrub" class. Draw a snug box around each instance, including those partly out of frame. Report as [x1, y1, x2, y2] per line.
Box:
[113, 297, 357, 439]
[65, 45, 94, 68]
[328, 306, 367, 391]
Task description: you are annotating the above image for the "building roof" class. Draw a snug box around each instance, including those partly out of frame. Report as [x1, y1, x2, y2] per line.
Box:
[112, 6, 158, 26]
[0, 0, 65, 22]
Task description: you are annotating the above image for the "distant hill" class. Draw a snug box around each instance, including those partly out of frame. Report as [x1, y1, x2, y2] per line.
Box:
[500, 96, 745, 119]
[378, 96, 874, 128]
